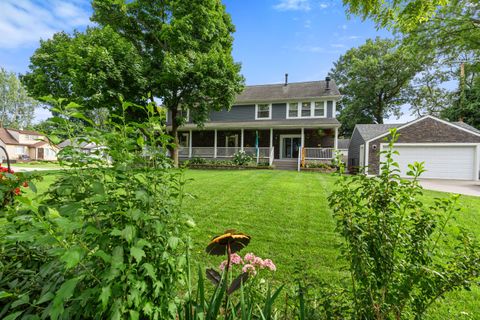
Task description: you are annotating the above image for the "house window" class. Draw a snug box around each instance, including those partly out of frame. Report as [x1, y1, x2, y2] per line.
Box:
[288, 103, 298, 118]
[314, 101, 325, 117]
[178, 133, 189, 148]
[16, 146, 26, 154]
[255, 104, 271, 120]
[301, 102, 311, 117]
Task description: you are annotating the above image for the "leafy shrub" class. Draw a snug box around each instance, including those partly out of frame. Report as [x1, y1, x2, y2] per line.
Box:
[189, 157, 207, 165]
[0, 100, 192, 319]
[325, 128, 480, 319]
[233, 150, 253, 166]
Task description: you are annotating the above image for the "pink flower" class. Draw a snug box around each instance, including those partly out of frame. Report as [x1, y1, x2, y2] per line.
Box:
[242, 264, 256, 275]
[244, 253, 255, 263]
[262, 259, 276, 271]
[230, 253, 243, 265]
[253, 256, 264, 267]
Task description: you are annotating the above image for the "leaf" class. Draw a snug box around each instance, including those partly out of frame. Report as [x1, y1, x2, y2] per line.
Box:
[35, 292, 54, 305]
[11, 294, 29, 308]
[0, 291, 12, 299]
[51, 277, 82, 320]
[60, 247, 84, 269]
[121, 225, 136, 243]
[227, 272, 249, 295]
[130, 247, 145, 263]
[143, 263, 157, 281]
[93, 250, 112, 263]
[3, 311, 23, 320]
[168, 236, 180, 250]
[137, 136, 144, 147]
[92, 182, 105, 195]
[129, 310, 140, 320]
[99, 286, 111, 310]
[205, 268, 221, 286]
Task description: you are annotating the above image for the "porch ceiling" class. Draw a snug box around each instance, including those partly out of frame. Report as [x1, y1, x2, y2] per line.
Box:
[172, 118, 341, 131]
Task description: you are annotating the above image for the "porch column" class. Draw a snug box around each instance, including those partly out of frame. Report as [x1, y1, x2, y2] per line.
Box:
[188, 130, 192, 158]
[301, 127, 305, 148]
[269, 128, 273, 149]
[214, 129, 217, 158]
[334, 127, 339, 150]
[241, 128, 244, 152]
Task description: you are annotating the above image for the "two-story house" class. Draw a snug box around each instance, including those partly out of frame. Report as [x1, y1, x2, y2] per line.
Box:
[0, 128, 58, 162]
[167, 76, 342, 169]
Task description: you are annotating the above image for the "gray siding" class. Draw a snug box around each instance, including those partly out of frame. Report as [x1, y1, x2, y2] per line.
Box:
[167, 100, 336, 125]
[209, 105, 255, 122]
[272, 103, 287, 120]
[348, 127, 365, 167]
[327, 101, 333, 118]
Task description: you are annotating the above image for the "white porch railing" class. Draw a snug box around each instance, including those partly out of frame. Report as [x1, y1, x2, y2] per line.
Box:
[216, 147, 240, 157]
[180, 146, 274, 165]
[191, 147, 215, 158]
[304, 148, 335, 160]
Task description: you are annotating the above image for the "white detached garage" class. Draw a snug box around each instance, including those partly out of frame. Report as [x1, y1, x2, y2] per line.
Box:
[349, 116, 480, 181]
[381, 144, 479, 180]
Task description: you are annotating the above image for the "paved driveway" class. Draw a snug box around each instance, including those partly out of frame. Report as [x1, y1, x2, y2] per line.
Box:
[419, 179, 480, 197]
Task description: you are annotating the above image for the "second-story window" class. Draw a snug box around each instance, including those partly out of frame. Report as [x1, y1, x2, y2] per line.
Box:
[314, 101, 325, 117]
[288, 102, 298, 118]
[301, 102, 311, 117]
[256, 104, 271, 120]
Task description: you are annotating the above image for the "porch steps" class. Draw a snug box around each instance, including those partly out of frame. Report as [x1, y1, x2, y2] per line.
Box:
[273, 159, 298, 171]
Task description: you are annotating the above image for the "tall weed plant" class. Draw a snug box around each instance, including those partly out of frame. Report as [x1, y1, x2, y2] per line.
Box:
[0, 99, 191, 319]
[326, 128, 480, 319]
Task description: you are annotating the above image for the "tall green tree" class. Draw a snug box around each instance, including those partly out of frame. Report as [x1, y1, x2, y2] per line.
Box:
[23, 26, 147, 115]
[342, 0, 454, 32]
[0, 68, 37, 129]
[329, 38, 424, 135]
[91, 0, 244, 166]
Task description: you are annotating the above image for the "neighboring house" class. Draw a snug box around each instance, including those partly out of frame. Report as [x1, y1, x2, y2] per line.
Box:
[166, 77, 342, 169]
[0, 128, 58, 161]
[348, 115, 480, 180]
[58, 138, 101, 154]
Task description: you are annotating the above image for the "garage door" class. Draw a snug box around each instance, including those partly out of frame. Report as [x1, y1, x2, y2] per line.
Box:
[381, 145, 477, 180]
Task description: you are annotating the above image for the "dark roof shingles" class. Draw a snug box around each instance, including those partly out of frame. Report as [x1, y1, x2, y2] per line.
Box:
[355, 123, 403, 141]
[235, 80, 341, 103]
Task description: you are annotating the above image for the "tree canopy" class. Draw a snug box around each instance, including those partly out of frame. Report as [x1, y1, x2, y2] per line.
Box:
[329, 38, 424, 135]
[0, 68, 37, 129]
[91, 0, 244, 165]
[23, 26, 147, 114]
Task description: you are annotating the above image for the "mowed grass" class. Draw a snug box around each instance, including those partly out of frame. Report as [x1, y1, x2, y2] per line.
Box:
[182, 170, 480, 320]
[28, 169, 480, 319]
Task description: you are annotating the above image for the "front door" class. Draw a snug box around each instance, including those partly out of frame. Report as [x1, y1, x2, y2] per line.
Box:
[282, 136, 301, 159]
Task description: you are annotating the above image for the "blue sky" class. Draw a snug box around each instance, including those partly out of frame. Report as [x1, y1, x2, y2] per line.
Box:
[0, 0, 414, 123]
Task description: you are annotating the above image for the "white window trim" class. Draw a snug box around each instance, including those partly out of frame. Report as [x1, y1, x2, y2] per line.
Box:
[286, 100, 328, 119]
[255, 103, 272, 120]
[225, 134, 239, 148]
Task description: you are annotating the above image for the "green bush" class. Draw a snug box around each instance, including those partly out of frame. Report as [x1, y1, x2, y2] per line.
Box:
[232, 150, 253, 166]
[0, 99, 192, 319]
[324, 128, 480, 319]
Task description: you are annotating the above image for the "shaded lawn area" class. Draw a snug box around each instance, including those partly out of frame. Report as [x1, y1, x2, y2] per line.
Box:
[29, 169, 480, 319]
[182, 170, 480, 320]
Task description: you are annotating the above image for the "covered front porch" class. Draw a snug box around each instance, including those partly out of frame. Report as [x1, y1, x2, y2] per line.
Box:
[177, 126, 339, 168]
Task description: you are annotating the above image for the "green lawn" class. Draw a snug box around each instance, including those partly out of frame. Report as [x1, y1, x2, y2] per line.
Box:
[182, 170, 480, 320]
[28, 169, 480, 319]
[11, 161, 62, 170]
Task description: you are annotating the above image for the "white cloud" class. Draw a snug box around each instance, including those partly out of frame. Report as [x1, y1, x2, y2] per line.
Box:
[0, 0, 91, 49]
[341, 24, 348, 30]
[274, 0, 311, 11]
[319, 3, 329, 9]
[347, 35, 362, 40]
[304, 19, 312, 28]
[331, 43, 346, 48]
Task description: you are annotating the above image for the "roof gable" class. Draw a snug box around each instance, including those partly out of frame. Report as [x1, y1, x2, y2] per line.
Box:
[365, 115, 480, 143]
[355, 123, 403, 141]
[235, 80, 341, 103]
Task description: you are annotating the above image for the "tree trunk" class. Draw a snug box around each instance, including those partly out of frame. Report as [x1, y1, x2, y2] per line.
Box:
[170, 108, 179, 167]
